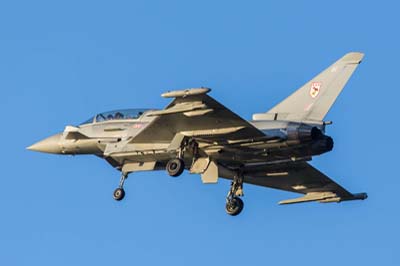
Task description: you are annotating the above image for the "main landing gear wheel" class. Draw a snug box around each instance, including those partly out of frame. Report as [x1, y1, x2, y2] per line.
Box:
[225, 197, 244, 216]
[225, 171, 245, 216]
[113, 188, 125, 201]
[166, 158, 185, 177]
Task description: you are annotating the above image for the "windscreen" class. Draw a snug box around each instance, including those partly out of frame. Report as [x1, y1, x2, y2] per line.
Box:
[80, 108, 151, 125]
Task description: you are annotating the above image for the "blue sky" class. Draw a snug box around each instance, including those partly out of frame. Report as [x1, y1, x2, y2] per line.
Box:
[1, 0, 399, 265]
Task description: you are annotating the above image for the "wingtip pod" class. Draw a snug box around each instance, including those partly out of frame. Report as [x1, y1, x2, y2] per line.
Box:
[319, 192, 368, 203]
[342, 52, 364, 64]
[162, 87, 211, 98]
[345, 192, 368, 201]
[279, 191, 368, 205]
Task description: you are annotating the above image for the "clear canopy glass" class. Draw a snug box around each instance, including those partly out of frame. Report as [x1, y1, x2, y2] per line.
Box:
[80, 108, 152, 125]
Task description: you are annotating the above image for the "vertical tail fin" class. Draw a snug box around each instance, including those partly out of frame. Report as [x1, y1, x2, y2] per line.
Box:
[262, 52, 364, 122]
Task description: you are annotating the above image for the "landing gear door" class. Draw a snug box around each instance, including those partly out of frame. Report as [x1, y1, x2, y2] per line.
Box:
[190, 157, 219, 183]
[201, 160, 219, 184]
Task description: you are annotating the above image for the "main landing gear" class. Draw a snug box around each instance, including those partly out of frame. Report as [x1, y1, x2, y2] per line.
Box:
[113, 172, 128, 201]
[225, 172, 245, 216]
[165, 138, 198, 177]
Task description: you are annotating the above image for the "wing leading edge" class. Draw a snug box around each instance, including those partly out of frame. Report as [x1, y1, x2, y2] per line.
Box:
[131, 88, 266, 143]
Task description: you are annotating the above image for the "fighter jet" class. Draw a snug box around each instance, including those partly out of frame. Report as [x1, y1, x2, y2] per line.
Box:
[28, 52, 367, 216]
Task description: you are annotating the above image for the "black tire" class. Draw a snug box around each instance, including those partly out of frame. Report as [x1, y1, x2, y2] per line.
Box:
[225, 197, 244, 216]
[166, 158, 185, 177]
[113, 188, 125, 201]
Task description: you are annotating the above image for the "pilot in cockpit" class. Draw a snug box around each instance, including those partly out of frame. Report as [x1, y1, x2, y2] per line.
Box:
[114, 112, 124, 119]
[107, 114, 114, 120]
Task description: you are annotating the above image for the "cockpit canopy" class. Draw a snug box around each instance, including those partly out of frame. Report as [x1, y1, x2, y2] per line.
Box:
[80, 108, 152, 125]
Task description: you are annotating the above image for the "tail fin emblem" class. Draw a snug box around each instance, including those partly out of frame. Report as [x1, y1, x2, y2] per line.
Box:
[310, 82, 321, 98]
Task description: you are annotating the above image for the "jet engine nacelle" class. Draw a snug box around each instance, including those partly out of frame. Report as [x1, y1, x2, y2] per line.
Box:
[286, 123, 323, 142]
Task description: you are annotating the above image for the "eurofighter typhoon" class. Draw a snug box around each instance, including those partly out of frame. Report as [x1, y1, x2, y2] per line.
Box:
[28, 52, 367, 216]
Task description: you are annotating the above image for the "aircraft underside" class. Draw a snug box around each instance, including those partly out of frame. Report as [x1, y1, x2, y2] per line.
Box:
[104, 128, 336, 216]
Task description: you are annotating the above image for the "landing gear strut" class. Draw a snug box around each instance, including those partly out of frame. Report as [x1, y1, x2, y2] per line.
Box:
[225, 172, 244, 216]
[113, 172, 128, 201]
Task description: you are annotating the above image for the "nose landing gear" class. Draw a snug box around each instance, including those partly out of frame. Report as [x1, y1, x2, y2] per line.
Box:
[113, 172, 128, 201]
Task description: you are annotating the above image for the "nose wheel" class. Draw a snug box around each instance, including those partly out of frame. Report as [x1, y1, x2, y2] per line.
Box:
[113, 172, 128, 201]
[113, 187, 125, 201]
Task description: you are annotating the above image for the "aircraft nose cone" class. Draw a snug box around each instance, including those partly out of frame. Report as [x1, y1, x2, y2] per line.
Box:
[27, 133, 62, 154]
